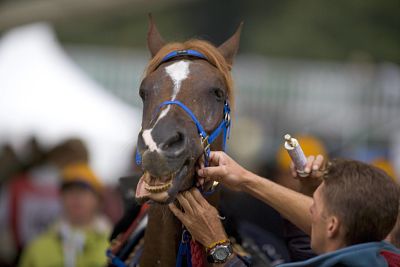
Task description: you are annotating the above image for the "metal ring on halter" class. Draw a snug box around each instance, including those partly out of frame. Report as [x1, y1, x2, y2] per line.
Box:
[224, 112, 231, 124]
[181, 229, 191, 243]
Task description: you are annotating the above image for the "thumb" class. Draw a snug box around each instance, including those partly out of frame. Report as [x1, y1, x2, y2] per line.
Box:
[197, 166, 225, 181]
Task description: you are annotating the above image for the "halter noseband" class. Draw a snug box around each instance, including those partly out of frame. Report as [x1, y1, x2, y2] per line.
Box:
[135, 49, 231, 167]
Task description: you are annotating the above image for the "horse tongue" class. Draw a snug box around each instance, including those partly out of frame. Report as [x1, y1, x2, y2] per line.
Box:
[136, 174, 151, 198]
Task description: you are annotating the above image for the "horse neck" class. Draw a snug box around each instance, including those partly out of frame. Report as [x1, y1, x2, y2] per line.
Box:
[140, 193, 220, 267]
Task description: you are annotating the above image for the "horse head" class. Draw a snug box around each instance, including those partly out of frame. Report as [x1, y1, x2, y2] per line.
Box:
[135, 16, 242, 204]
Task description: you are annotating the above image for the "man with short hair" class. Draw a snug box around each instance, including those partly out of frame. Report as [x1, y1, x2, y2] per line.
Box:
[169, 152, 400, 266]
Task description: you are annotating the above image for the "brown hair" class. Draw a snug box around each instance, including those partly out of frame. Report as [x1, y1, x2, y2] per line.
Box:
[321, 159, 400, 245]
[144, 39, 235, 107]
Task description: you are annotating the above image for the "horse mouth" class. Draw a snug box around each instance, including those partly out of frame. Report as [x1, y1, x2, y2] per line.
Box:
[135, 161, 190, 203]
[145, 178, 172, 193]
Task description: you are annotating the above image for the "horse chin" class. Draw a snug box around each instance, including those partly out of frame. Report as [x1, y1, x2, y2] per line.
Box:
[135, 160, 192, 204]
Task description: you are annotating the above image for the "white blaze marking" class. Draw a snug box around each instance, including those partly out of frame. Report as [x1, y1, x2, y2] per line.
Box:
[166, 60, 190, 100]
[142, 129, 159, 152]
[142, 60, 190, 151]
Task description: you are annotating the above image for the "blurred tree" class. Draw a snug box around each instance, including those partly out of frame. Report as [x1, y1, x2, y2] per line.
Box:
[1, 0, 398, 63]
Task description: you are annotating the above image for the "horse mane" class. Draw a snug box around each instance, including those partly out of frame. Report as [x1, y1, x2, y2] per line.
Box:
[144, 39, 235, 107]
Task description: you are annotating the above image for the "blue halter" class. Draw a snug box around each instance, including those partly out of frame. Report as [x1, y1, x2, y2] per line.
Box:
[161, 49, 207, 62]
[135, 49, 231, 167]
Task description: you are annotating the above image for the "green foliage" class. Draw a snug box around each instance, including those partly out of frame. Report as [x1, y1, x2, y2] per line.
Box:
[56, 0, 400, 63]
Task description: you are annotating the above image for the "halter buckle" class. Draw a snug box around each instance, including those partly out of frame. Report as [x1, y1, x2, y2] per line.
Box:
[176, 50, 188, 55]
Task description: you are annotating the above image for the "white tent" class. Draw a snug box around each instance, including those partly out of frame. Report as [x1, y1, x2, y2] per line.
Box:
[0, 23, 142, 183]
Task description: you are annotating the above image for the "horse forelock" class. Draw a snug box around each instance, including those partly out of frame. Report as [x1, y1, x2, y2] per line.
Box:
[144, 39, 235, 108]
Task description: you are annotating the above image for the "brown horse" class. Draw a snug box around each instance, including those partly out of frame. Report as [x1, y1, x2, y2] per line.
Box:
[135, 16, 242, 266]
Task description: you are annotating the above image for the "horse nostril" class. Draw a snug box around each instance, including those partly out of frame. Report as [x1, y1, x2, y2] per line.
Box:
[162, 132, 185, 151]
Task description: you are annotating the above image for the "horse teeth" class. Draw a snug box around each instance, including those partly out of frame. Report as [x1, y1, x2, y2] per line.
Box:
[145, 181, 172, 193]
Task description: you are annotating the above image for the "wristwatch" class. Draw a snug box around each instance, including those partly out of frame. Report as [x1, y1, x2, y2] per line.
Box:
[207, 242, 233, 264]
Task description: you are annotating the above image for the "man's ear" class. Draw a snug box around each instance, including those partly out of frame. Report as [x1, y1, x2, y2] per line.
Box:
[327, 215, 341, 239]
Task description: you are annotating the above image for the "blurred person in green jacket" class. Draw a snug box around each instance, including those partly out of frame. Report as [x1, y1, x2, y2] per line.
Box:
[19, 162, 110, 267]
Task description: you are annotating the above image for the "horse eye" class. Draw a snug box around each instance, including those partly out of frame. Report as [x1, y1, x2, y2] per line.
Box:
[211, 88, 224, 101]
[139, 88, 146, 100]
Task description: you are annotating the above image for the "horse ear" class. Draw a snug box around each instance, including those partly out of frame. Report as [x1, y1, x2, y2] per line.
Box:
[218, 22, 243, 66]
[147, 14, 166, 57]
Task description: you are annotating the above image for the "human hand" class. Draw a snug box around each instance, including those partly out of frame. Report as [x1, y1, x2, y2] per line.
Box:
[290, 154, 325, 196]
[168, 188, 228, 247]
[197, 151, 250, 192]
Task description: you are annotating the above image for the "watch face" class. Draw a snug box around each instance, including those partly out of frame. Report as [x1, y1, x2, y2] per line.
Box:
[214, 247, 229, 261]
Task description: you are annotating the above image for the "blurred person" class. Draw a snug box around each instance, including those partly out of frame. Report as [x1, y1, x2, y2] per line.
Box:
[0, 144, 22, 266]
[20, 136, 47, 172]
[0, 143, 22, 184]
[1, 138, 90, 266]
[13, 138, 89, 246]
[19, 162, 110, 267]
[168, 152, 400, 266]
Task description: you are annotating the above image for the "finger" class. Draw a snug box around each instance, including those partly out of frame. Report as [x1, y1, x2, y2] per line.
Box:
[183, 190, 202, 211]
[199, 177, 205, 186]
[177, 193, 194, 214]
[191, 188, 209, 208]
[290, 161, 295, 170]
[195, 177, 205, 187]
[304, 155, 315, 173]
[312, 155, 324, 171]
[208, 151, 227, 167]
[198, 157, 205, 169]
[168, 203, 187, 223]
[195, 165, 205, 186]
[290, 162, 298, 178]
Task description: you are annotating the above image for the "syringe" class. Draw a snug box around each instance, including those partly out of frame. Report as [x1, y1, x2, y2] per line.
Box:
[284, 134, 308, 177]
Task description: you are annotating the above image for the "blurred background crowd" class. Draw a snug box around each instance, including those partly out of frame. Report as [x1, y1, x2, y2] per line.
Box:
[0, 0, 399, 266]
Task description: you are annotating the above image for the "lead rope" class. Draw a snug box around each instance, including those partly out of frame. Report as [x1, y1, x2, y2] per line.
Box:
[190, 240, 207, 267]
[176, 230, 193, 267]
[176, 230, 207, 267]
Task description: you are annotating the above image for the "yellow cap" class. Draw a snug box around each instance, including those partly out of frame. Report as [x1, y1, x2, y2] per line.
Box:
[61, 162, 103, 194]
[276, 135, 327, 171]
[371, 158, 397, 183]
